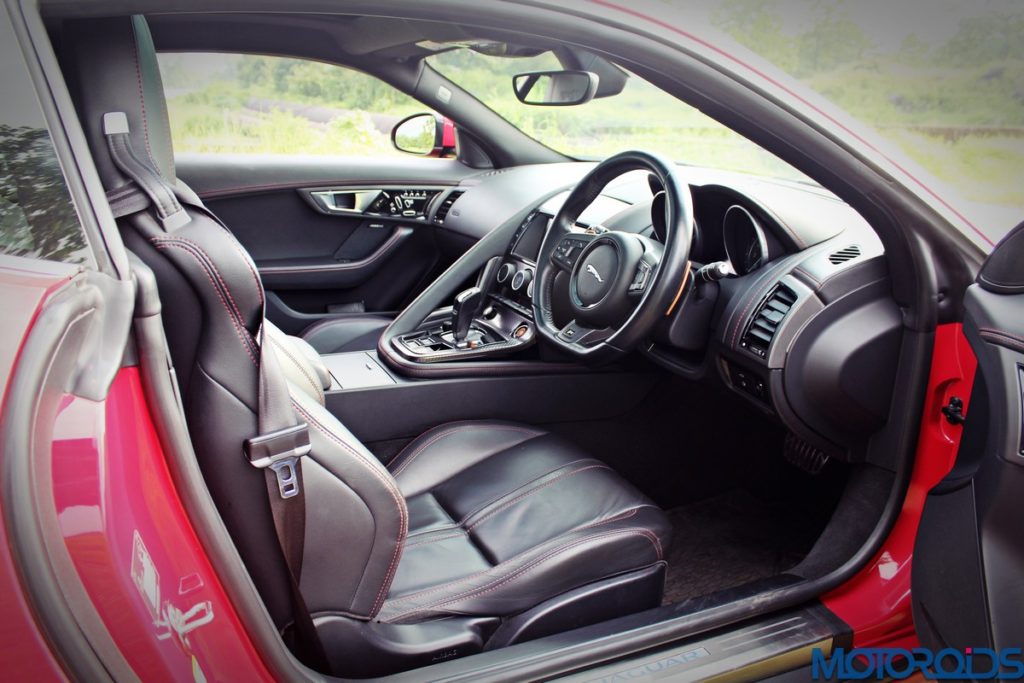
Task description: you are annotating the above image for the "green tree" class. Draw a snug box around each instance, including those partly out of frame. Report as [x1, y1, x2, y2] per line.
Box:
[711, 0, 798, 72]
[795, 3, 870, 75]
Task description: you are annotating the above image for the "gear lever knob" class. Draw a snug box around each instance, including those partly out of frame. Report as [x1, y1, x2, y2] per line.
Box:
[452, 286, 483, 343]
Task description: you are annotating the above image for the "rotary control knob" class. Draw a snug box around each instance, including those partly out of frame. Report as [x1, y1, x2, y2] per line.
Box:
[497, 262, 516, 284]
[511, 268, 533, 292]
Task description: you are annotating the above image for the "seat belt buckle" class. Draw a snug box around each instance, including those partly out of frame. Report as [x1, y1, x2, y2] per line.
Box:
[245, 423, 312, 499]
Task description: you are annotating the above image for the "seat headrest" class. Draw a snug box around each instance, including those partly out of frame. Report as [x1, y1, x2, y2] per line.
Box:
[62, 15, 176, 189]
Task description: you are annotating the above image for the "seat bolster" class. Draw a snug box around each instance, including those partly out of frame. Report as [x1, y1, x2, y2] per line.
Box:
[388, 421, 546, 498]
[377, 507, 668, 624]
[290, 386, 408, 618]
[265, 321, 331, 404]
[300, 313, 394, 354]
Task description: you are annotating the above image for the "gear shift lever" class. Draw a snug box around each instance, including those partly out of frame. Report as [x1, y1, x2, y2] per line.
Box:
[451, 286, 483, 344]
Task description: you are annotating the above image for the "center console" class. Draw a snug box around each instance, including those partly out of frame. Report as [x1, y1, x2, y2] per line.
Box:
[390, 211, 550, 363]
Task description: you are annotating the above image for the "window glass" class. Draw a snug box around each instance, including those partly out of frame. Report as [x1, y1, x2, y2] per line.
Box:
[0, 16, 91, 265]
[158, 53, 436, 157]
[675, 0, 1023, 245]
[429, 50, 811, 184]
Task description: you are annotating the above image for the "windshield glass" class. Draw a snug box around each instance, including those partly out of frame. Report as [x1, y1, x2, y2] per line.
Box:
[431, 0, 1024, 247]
[702, 0, 1023, 245]
[428, 51, 812, 183]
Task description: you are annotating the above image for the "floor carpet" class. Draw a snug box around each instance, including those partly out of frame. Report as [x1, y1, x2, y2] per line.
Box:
[661, 489, 821, 604]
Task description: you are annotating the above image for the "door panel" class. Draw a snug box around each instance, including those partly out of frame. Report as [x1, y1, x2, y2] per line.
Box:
[913, 221, 1024, 660]
[177, 155, 477, 334]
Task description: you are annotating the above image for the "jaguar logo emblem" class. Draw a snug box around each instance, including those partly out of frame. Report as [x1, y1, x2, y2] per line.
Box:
[585, 264, 604, 283]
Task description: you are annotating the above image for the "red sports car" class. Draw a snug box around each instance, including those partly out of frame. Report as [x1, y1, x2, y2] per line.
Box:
[1, 1, 1021, 681]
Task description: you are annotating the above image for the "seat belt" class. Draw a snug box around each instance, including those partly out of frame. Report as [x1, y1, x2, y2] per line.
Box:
[245, 327, 331, 671]
[103, 112, 330, 671]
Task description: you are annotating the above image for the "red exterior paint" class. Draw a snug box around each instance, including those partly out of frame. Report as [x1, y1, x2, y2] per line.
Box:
[51, 368, 276, 682]
[822, 323, 978, 648]
[0, 259, 76, 682]
[442, 117, 457, 149]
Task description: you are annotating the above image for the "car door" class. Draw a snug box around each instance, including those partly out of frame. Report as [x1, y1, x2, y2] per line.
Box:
[912, 221, 1024, 668]
[158, 52, 479, 335]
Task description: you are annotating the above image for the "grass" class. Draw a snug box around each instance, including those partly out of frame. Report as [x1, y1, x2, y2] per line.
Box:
[160, 51, 1024, 211]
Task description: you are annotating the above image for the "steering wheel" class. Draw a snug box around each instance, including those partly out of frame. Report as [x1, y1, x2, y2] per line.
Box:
[533, 150, 693, 363]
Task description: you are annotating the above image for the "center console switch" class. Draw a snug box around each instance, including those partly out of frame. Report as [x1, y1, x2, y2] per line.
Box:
[393, 303, 534, 363]
[392, 263, 537, 363]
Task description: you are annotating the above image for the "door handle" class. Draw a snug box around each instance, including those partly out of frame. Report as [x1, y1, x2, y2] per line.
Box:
[307, 189, 383, 215]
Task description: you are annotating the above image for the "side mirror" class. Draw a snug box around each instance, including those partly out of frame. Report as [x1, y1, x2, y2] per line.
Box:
[391, 113, 456, 157]
[512, 70, 600, 106]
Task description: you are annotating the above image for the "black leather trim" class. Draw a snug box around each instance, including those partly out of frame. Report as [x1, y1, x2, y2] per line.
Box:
[977, 220, 1024, 295]
[380, 421, 672, 624]
[301, 313, 394, 354]
[62, 16, 176, 187]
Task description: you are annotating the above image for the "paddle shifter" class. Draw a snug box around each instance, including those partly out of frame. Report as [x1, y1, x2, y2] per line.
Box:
[451, 286, 483, 344]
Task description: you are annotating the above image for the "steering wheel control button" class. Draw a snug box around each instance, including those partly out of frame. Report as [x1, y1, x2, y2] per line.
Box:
[576, 244, 618, 306]
[629, 261, 652, 292]
[559, 322, 581, 342]
[554, 238, 589, 269]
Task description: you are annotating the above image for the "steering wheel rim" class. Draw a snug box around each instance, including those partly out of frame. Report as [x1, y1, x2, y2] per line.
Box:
[533, 150, 693, 362]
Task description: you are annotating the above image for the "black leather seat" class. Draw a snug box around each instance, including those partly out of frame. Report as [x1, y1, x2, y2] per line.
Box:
[380, 421, 669, 623]
[60, 15, 672, 676]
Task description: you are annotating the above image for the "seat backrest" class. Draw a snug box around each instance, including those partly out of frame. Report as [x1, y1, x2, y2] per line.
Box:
[59, 15, 407, 627]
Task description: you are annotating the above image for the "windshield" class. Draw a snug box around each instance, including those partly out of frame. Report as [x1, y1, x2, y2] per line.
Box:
[433, 1, 1023, 248]
[703, 0, 1023, 246]
[428, 51, 812, 184]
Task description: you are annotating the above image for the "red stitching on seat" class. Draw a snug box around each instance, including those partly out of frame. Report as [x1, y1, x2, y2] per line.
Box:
[153, 240, 257, 365]
[390, 423, 542, 476]
[464, 464, 611, 531]
[980, 327, 1024, 344]
[292, 402, 407, 616]
[168, 236, 247, 322]
[268, 335, 323, 403]
[384, 528, 662, 622]
[384, 513, 660, 606]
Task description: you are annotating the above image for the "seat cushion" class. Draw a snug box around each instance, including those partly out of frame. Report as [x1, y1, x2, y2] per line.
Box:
[377, 421, 672, 624]
[300, 313, 394, 354]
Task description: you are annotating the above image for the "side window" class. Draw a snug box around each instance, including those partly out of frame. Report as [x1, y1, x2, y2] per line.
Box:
[158, 53, 436, 157]
[0, 16, 91, 265]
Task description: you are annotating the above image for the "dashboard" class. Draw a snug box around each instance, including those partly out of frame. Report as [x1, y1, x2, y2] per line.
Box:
[417, 161, 897, 462]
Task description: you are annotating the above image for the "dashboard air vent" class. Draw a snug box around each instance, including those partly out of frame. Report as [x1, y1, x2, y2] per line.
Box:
[828, 244, 861, 265]
[740, 284, 797, 358]
[433, 190, 464, 225]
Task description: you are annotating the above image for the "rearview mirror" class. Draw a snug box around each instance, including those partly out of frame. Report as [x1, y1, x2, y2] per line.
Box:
[391, 113, 456, 157]
[512, 71, 600, 106]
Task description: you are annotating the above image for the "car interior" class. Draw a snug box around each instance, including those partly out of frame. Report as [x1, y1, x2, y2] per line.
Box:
[44, 8, 930, 679]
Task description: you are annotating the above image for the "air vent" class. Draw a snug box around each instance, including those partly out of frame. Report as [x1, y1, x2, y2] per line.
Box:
[433, 190, 464, 225]
[740, 284, 797, 358]
[828, 244, 861, 265]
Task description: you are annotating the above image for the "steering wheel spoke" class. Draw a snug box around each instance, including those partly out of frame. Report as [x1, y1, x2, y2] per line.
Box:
[533, 150, 693, 362]
[557, 320, 613, 347]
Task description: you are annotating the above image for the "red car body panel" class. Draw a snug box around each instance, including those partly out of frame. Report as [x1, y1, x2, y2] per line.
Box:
[0, 260, 275, 680]
[0, 262, 77, 681]
[52, 368, 275, 681]
[822, 323, 977, 648]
